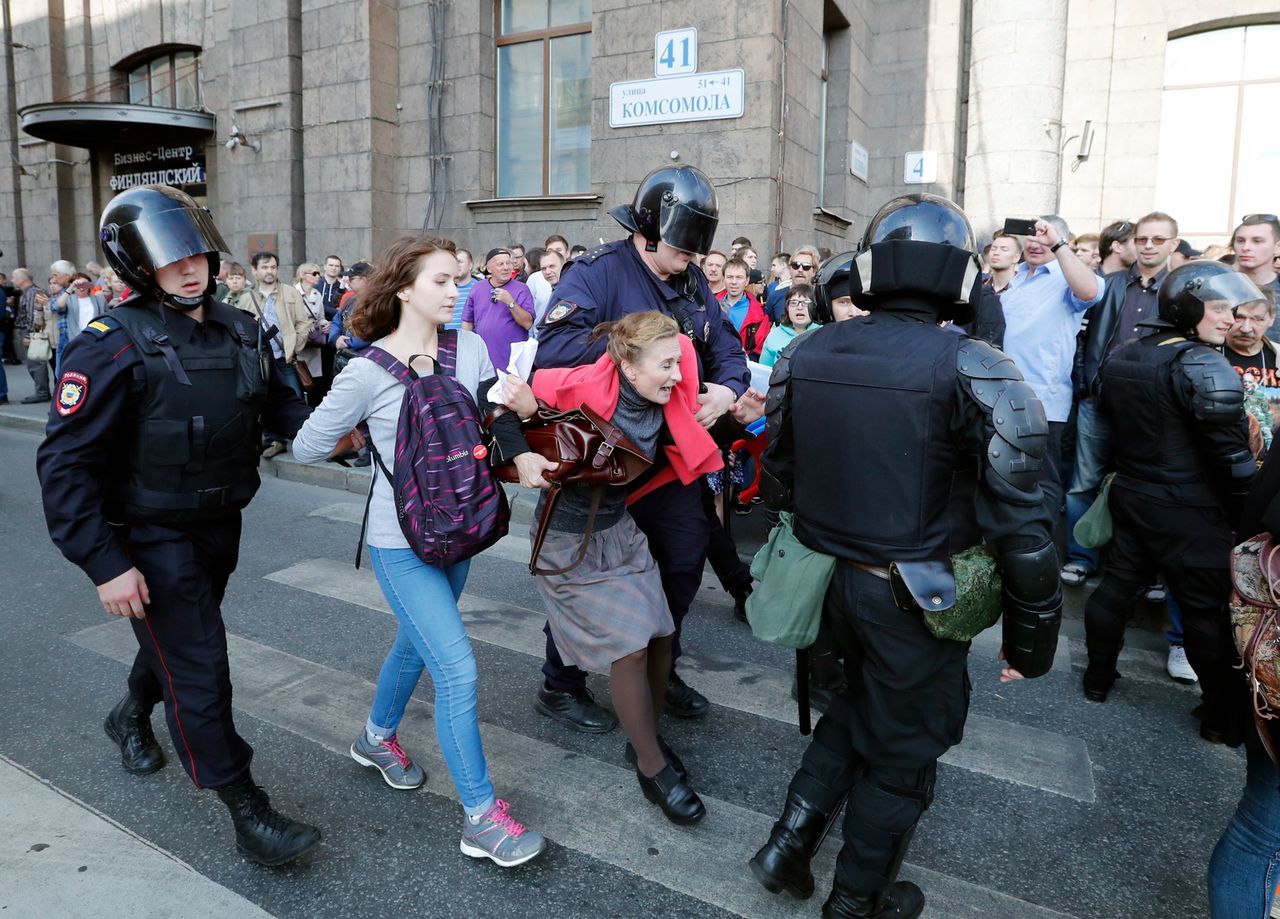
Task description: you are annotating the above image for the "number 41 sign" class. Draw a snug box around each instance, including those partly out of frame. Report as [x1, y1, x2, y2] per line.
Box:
[655, 28, 698, 77]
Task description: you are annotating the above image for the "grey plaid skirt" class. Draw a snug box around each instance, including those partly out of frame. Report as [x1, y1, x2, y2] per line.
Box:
[532, 513, 674, 671]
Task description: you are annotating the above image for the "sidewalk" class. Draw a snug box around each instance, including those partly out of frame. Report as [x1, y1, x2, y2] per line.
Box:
[0, 753, 273, 918]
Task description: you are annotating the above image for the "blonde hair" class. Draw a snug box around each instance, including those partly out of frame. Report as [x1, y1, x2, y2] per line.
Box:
[294, 262, 321, 284]
[593, 311, 680, 367]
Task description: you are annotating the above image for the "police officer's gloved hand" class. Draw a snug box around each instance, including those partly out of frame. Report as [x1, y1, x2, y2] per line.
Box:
[1001, 587, 1062, 679]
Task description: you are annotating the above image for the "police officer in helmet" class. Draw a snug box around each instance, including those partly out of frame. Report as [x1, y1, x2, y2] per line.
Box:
[1082, 261, 1259, 738]
[533, 164, 752, 731]
[37, 186, 320, 866]
[750, 194, 1061, 918]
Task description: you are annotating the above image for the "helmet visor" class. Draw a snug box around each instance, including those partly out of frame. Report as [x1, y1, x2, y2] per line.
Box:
[117, 205, 229, 271]
[658, 201, 719, 255]
[1187, 270, 1267, 310]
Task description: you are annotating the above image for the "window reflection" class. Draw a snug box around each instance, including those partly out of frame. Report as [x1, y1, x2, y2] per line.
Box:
[1156, 25, 1280, 240]
[496, 1, 591, 196]
[121, 50, 202, 109]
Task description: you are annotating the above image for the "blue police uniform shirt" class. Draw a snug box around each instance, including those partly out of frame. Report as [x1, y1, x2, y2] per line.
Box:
[534, 237, 751, 397]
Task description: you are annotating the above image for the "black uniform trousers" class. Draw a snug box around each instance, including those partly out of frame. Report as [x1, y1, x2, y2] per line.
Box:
[788, 566, 971, 893]
[124, 517, 254, 789]
[700, 477, 753, 596]
[1084, 484, 1249, 741]
[542, 478, 710, 691]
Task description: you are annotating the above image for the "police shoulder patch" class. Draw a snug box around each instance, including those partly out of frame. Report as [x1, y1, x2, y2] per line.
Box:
[84, 316, 122, 339]
[544, 301, 578, 325]
[56, 371, 89, 416]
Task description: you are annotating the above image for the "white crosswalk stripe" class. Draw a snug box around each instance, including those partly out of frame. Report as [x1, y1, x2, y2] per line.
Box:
[69, 620, 1077, 919]
[266, 556, 1098, 803]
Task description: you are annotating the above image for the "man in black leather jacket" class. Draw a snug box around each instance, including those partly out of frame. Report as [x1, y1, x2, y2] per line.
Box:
[1065, 212, 1181, 585]
[749, 195, 1061, 919]
[1081, 260, 1261, 748]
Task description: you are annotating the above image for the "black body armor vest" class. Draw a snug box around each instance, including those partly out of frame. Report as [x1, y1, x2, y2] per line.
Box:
[108, 299, 269, 523]
[788, 316, 971, 563]
[1101, 335, 1219, 503]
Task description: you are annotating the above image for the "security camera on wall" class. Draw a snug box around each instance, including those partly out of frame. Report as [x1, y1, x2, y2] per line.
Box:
[225, 124, 261, 153]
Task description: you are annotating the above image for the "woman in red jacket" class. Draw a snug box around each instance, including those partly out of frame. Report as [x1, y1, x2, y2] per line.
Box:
[503, 312, 722, 825]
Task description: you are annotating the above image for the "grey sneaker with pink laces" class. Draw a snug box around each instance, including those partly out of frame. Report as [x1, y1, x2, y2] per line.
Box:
[459, 799, 546, 867]
[350, 732, 426, 790]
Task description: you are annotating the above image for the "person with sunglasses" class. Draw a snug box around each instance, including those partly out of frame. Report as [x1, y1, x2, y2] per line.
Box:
[765, 246, 820, 323]
[294, 262, 330, 403]
[1231, 214, 1280, 338]
[759, 284, 820, 367]
[1065, 212, 1199, 680]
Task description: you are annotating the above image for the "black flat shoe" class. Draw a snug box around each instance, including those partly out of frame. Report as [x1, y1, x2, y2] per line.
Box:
[103, 693, 165, 775]
[624, 735, 688, 783]
[823, 880, 924, 918]
[637, 764, 705, 825]
[535, 685, 618, 733]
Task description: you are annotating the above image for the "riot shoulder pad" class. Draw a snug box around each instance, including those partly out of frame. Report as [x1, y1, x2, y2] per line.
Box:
[957, 340, 1048, 496]
[1176, 346, 1245, 424]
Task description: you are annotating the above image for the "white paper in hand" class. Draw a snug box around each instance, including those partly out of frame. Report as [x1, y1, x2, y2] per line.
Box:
[487, 338, 539, 405]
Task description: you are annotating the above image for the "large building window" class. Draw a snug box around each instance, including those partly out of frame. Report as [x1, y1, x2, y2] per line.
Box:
[496, 1, 591, 197]
[1155, 24, 1280, 241]
[124, 49, 201, 109]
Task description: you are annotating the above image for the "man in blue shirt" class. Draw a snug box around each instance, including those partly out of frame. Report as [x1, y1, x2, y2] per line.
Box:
[447, 248, 477, 330]
[1000, 215, 1105, 519]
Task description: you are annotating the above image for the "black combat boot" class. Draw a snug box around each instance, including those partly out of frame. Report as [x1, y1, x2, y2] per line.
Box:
[823, 879, 924, 918]
[103, 693, 165, 775]
[749, 789, 831, 899]
[216, 776, 322, 866]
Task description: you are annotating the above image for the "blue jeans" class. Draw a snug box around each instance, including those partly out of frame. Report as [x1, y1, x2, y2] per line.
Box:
[1065, 398, 1110, 572]
[1208, 743, 1280, 917]
[366, 546, 494, 808]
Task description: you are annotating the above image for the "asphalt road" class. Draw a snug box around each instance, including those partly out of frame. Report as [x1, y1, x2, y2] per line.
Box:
[0, 417, 1249, 919]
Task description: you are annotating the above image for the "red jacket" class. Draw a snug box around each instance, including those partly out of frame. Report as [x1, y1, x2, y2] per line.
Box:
[715, 289, 771, 358]
[530, 334, 722, 504]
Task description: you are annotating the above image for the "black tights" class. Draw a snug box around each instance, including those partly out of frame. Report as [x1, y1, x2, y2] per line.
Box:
[611, 635, 674, 777]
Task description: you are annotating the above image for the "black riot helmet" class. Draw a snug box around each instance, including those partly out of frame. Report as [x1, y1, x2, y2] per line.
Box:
[1156, 260, 1267, 337]
[850, 194, 980, 321]
[610, 164, 719, 255]
[813, 250, 855, 324]
[99, 185, 229, 311]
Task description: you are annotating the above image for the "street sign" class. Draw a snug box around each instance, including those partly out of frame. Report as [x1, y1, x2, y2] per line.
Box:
[609, 69, 745, 128]
[903, 150, 937, 184]
[655, 28, 698, 77]
[849, 141, 869, 182]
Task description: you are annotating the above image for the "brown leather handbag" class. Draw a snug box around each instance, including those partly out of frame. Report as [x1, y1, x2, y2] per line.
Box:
[484, 402, 652, 575]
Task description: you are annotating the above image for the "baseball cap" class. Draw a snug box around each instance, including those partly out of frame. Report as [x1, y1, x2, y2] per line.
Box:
[343, 260, 371, 278]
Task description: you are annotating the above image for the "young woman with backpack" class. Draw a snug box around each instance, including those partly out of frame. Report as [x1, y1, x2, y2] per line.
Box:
[292, 235, 555, 867]
[501, 311, 752, 824]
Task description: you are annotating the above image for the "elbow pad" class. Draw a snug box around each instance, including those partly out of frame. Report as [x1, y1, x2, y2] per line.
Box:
[999, 541, 1062, 679]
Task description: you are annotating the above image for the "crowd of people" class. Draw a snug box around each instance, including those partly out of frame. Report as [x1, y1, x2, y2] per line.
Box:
[10, 171, 1280, 919]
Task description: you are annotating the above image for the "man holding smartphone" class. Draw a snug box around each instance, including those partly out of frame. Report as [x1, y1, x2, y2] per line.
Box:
[998, 215, 1105, 519]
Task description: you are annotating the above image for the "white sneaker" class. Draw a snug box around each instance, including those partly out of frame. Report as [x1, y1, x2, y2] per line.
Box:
[1166, 645, 1198, 684]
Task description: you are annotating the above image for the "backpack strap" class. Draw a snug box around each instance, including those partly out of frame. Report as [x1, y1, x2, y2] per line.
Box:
[437, 329, 458, 376]
[360, 345, 416, 383]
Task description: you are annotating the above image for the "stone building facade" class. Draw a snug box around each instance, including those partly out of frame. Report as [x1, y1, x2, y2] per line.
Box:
[1, 0, 1276, 274]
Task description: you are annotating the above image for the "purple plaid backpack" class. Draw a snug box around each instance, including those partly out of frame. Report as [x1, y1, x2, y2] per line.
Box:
[356, 331, 509, 568]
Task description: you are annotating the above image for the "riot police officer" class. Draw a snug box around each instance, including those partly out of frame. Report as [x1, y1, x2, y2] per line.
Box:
[36, 186, 320, 866]
[1081, 261, 1259, 744]
[749, 194, 1062, 918]
[533, 164, 751, 730]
